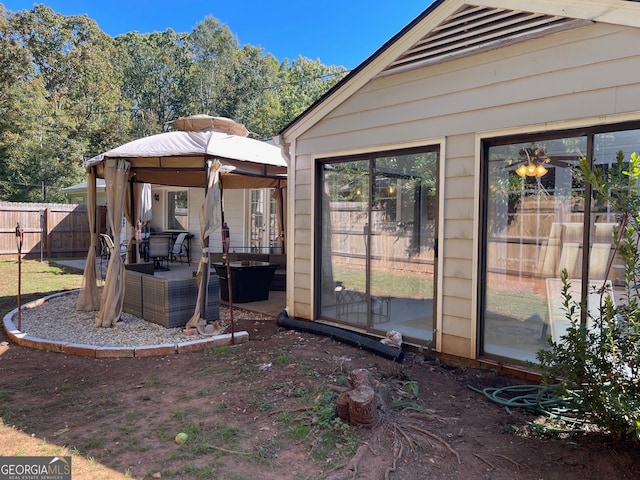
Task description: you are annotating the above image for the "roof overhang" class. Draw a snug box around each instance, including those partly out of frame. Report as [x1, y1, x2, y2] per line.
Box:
[278, 0, 640, 143]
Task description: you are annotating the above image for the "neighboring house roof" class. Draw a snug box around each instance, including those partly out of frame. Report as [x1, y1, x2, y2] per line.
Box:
[278, 0, 640, 142]
[61, 179, 106, 192]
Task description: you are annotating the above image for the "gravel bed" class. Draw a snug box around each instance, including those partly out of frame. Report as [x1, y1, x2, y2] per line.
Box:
[15, 291, 271, 348]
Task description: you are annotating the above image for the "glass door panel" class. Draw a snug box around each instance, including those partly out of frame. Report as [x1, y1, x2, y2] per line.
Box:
[483, 137, 586, 362]
[318, 149, 438, 346]
[320, 160, 369, 327]
[587, 129, 640, 318]
[369, 153, 436, 343]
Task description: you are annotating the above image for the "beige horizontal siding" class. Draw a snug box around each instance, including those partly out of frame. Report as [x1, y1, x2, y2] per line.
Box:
[295, 24, 640, 156]
[288, 20, 640, 359]
[445, 239, 474, 261]
[440, 333, 472, 358]
[446, 277, 473, 295]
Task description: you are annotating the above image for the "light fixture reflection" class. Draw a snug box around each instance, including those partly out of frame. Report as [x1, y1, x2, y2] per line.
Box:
[516, 163, 548, 177]
[514, 146, 550, 177]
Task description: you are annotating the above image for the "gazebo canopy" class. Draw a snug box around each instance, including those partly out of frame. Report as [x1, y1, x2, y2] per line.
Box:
[84, 129, 287, 189]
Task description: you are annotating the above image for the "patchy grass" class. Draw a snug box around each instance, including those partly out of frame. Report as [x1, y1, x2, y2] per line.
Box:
[0, 258, 83, 317]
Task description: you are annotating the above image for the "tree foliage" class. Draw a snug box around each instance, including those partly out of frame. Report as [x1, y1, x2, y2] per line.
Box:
[0, 4, 347, 202]
[1, 4, 122, 201]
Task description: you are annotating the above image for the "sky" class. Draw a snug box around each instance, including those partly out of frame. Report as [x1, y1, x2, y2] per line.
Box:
[2, 1, 432, 70]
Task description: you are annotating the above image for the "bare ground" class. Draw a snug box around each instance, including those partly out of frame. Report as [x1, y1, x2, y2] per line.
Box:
[1, 311, 639, 480]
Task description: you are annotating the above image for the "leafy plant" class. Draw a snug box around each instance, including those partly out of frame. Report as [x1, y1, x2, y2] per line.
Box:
[537, 150, 640, 440]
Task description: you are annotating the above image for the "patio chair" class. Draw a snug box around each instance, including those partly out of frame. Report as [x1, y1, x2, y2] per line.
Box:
[99, 233, 127, 263]
[148, 236, 170, 270]
[170, 232, 189, 265]
[99, 233, 111, 262]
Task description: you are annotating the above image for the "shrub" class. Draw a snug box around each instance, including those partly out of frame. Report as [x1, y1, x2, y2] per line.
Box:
[537, 151, 640, 440]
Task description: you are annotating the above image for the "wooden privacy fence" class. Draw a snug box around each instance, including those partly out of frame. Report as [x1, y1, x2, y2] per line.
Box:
[0, 201, 105, 259]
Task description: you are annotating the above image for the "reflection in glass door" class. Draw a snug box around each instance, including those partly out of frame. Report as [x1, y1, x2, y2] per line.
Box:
[483, 137, 586, 362]
[249, 188, 279, 253]
[482, 127, 640, 363]
[318, 149, 438, 345]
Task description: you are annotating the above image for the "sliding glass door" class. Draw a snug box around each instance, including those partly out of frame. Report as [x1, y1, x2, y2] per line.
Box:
[317, 148, 438, 345]
[481, 125, 640, 363]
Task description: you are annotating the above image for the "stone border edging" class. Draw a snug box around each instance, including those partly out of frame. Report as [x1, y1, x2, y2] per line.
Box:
[2, 290, 248, 358]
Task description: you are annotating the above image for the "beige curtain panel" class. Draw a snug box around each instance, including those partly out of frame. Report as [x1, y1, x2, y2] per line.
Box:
[75, 168, 101, 312]
[186, 161, 221, 329]
[95, 159, 130, 327]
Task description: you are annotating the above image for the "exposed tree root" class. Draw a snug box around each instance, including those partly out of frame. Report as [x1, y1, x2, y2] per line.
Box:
[384, 433, 404, 480]
[488, 453, 521, 469]
[394, 423, 416, 453]
[406, 410, 459, 424]
[324, 441, 377, 480]
[324, 369, 465, 479]
[474, 452, 497, 469]
[407, 424, 461, 464]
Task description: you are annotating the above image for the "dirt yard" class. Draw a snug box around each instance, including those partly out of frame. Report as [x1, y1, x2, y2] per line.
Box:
[1, 309, 639, 480]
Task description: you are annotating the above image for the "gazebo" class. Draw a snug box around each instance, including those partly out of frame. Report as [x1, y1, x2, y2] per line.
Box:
[76, 116, 288, 332]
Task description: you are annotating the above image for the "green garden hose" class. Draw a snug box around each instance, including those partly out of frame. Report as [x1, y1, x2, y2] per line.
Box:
[467, 384, 585, 430]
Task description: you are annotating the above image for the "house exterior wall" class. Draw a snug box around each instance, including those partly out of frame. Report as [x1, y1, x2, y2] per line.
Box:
[64, 191, 108, 206]
[149, 187, 247, 262]
[287, 22, 640, 359]
[217, 189, 246, 253]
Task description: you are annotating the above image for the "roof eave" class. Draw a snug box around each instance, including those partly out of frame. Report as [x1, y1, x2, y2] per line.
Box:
[278, 0, 640, 143]
[278, 0, 445, 142]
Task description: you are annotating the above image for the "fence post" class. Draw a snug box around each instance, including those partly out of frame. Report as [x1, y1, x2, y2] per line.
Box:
[39, 209, 44, 262]
[44, 208, 51, 258]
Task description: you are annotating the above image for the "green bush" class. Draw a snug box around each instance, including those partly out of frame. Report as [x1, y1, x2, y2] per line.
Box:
[537, 151, 640, 440]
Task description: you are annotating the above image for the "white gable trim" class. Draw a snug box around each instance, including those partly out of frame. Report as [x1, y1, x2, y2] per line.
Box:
[470, 0, 640, 27]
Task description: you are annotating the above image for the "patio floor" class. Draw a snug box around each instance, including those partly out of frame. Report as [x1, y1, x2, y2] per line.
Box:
[55, 257, 286, 318]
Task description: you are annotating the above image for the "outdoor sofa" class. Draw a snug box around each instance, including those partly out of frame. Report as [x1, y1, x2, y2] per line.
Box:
[123, 267, 219, 328]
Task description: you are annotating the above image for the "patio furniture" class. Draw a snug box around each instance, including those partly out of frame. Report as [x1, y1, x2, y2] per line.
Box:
[212, 261, 277, 303]
[123, 269, 219, 328]
[99, 233, 127, 262]
[210, 252, 286, 291]
[148, 235, 171, 270]
[124, 262, 154, 275]
[335, 286, 390, 325]
[268, 254, 287, 291]
[542, 278, 613, 343]
[170, 232, 189, 265]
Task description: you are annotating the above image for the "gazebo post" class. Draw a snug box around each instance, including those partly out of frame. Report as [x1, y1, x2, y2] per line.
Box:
[220, 180, 235, 344]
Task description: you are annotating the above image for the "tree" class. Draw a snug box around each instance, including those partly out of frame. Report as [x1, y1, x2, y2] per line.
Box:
[185, 16, 239, 118]
[115, 29, 192, 136]
[259, 56, 347, 136]
[0, 5, 348, 201]
[0, 5, 123, 201]
[0, 5, 30, 106]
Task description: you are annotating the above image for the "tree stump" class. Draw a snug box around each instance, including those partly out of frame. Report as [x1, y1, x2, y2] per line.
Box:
[348, 385, 376, 426]
[337, 391, 351, 422]
[337, 369, 378, 427]
[348, 369, 374, 389]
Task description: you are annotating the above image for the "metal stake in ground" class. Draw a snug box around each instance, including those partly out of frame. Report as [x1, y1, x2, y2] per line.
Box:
[15, 223, 24, 330]
[222, 222, 235, 344]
